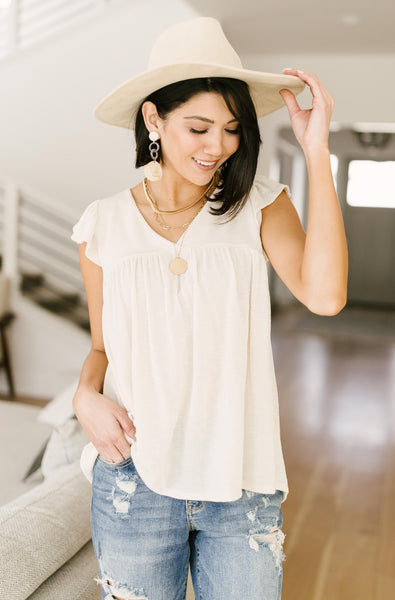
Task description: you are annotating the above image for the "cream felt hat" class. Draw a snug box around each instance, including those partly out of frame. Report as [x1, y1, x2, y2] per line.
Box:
[94, 17, 305, 129]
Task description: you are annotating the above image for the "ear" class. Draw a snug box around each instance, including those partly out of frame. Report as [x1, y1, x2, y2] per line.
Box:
[141, 101, 161, 137]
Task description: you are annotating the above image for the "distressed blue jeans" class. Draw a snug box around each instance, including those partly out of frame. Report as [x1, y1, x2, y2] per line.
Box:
[91, 455, 285, 600]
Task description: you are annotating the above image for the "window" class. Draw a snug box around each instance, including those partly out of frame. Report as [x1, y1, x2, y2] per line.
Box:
[346, 160, 395, 208]
[0, 0, 107, 61]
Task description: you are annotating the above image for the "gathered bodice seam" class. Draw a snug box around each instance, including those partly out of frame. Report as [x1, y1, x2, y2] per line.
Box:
[103, 241, 267, 280]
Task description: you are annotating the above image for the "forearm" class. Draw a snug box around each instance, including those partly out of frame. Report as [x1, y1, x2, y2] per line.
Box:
[73, 348, 109, 411]
[301, 148, 348, 314]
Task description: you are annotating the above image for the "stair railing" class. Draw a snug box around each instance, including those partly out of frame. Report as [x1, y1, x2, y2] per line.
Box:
[0, 176, 89, 329]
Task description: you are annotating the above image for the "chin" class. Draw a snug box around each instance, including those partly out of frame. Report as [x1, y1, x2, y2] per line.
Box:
[190, 171, 217, 187]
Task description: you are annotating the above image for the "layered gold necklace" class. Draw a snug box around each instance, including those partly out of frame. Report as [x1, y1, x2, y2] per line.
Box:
[142, 176, 217, 274]
[142, 176, 215, 230]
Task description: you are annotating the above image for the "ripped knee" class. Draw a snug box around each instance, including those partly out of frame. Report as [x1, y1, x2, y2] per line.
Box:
[249, 527, 286, 568]
[94, 576, 148, 600]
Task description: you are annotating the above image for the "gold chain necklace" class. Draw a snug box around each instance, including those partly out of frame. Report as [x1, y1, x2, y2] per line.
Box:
[142, 177, 216, 274]
[143, 176, 214, 215]
[143, 177, 214, 231]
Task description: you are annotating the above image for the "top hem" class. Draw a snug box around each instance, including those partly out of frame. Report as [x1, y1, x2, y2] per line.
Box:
[131, 451, 288, 503]
[80, 443, 289, 503]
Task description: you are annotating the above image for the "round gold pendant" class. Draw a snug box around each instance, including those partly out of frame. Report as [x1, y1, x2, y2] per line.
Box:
[169, 257, 188, 274]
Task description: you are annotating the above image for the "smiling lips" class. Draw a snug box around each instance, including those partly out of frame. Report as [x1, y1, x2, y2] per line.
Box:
[193, 157, 218, 170]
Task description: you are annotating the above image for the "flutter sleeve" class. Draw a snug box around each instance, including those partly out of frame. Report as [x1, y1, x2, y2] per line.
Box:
[70, 200, 101, 266]
[249, 175, 291, 228]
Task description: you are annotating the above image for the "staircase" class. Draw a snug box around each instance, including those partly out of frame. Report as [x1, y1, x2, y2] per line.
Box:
[20, 272, 90, 332]
[0, 179, 90, 332]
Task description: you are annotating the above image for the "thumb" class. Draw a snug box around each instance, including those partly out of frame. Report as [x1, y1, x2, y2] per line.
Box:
[279, 89, 300, 119]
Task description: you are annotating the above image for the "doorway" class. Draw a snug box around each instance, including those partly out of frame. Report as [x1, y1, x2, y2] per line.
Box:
[274, 126, 395, 308]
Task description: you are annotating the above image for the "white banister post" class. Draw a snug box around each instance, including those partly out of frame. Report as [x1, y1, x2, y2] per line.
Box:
[3, 181, 19, 280]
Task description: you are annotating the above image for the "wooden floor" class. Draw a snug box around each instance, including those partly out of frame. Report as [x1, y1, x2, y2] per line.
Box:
[0, 393, 49, 407]
[273, 306, 395, 600]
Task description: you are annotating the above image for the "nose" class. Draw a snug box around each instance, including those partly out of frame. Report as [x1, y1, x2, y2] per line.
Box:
[203, 131, 223, 158]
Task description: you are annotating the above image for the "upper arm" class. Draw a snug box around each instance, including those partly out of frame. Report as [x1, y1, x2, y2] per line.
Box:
[79, 242, 105, 353]
[260, 190, 307, 302]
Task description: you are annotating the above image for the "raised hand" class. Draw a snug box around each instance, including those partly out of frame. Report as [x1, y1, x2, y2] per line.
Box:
[279, 69, 335, 156]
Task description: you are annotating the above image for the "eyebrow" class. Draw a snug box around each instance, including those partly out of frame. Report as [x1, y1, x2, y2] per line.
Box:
[184, 116, 239, 124]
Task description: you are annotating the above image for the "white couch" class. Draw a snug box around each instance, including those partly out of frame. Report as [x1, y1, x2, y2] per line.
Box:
[0, 400, 100, 600]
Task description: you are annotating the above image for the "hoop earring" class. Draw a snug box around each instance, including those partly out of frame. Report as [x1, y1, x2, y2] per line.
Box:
[144, 131, 162, 181]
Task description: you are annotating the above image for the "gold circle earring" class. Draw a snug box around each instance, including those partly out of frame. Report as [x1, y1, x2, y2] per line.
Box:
[144, 131, 162, 181]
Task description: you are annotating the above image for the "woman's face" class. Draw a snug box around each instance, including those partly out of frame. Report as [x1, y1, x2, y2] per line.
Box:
[154, 92, 240, 187]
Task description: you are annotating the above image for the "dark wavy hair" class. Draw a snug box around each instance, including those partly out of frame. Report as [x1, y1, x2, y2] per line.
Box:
[133, 77, 261, 223]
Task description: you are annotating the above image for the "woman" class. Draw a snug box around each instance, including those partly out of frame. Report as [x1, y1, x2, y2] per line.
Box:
[71, 17, 348, 600]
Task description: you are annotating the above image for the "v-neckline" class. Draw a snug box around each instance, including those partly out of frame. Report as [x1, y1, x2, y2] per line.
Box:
[127, 187, 208, 246]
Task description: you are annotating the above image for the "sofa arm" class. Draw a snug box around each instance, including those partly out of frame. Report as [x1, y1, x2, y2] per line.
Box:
[0, 462, 92, 600]
[27, 541, 100, 600]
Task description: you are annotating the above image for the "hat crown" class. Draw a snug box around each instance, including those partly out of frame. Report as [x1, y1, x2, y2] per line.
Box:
[94, 17, 305, 129]
[148, 17, 243, 71]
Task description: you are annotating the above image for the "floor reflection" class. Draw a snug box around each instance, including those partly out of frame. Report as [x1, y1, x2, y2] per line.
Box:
[272, 305, 395, 600]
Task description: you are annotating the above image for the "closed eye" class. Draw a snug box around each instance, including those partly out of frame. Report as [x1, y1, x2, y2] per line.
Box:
[190, 128, 240, 135]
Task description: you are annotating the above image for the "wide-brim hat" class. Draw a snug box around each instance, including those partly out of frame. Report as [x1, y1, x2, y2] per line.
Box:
[94, 17, 305, 130]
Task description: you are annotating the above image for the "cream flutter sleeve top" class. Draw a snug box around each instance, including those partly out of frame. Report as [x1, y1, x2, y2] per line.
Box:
[71, 174, 290, 502]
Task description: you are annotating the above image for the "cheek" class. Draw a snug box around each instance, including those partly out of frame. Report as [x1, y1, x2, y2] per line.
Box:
[228, 137, 240, 156]
[167, 131, 198, 158]
[182, 134, 203, 155]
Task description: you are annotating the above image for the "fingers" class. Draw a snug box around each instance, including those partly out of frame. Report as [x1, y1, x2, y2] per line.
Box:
[116, 407, 137, 441]
[282, 68, 334, 109]
[101, 410, 136, 461]
[95, 408, 136, 463]
[279, 88, 301, 119]
[114, 431, 133, 459]
[99, 429, 133, 463]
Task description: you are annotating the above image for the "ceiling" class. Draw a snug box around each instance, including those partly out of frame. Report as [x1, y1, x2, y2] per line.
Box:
[185, 0, 395, 54]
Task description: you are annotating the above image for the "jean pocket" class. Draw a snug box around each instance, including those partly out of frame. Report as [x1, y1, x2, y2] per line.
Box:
[97, 454, 134, 470]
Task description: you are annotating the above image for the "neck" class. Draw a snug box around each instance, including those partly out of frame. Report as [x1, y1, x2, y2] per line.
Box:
[147, 170, 211, 210]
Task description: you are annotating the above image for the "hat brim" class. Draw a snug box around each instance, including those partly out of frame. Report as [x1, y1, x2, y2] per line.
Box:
[93, 63, 305, 129]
